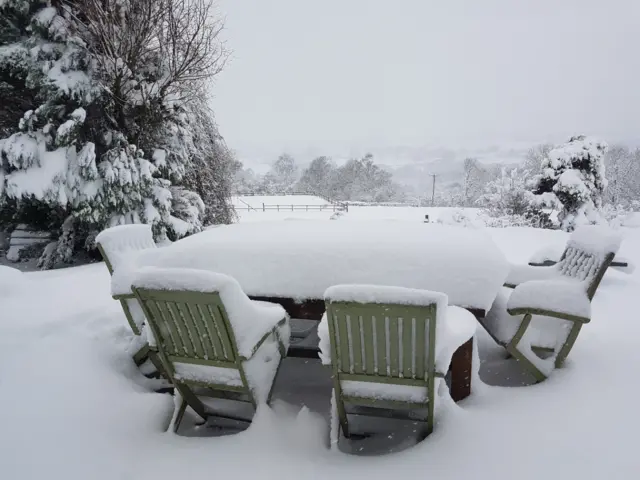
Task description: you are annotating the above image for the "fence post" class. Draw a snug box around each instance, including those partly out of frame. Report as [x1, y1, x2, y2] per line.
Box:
[263, 203, 265, 212]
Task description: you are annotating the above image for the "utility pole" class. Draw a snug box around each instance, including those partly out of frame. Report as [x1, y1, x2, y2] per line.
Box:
[429, 174, 437, 206]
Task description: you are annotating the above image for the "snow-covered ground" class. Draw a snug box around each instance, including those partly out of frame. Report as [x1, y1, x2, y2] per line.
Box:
[1, 218, 640, 479]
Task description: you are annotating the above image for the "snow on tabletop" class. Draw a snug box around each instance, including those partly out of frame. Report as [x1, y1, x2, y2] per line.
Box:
[132, 267, 288, 358]
[507, 279, 591, 319]
[567, 225, 622, 256]
[95, 224, 156, 272]
[324, 284, 448, 308]
[112, 221, 509, 312]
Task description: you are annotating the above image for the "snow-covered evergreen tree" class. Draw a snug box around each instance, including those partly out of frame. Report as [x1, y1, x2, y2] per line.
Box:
[531, 135, 608, 231]
[0, 0, 233, 267]
[0, 1, 101, 263]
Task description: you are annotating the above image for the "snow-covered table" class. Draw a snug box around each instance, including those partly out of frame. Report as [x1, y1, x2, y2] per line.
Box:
[111, 221, 509, 401]
[113, 221, 508, 310]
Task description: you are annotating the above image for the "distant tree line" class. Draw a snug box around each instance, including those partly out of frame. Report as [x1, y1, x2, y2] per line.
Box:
[232, 153, 406, 203]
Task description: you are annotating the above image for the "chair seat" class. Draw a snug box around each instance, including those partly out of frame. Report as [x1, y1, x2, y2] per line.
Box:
[485, 288, 570, 348]
[172, 327, 285, 404]
[342, 381, 428, 403]
[508, 279, 591, 319]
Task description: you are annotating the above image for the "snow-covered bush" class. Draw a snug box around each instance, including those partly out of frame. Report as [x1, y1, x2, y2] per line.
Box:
[530, 135, 608, 231]
[436, 209, 476, 227]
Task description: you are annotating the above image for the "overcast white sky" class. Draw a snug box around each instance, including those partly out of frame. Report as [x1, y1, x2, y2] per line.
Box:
[211, 0, 640, 159]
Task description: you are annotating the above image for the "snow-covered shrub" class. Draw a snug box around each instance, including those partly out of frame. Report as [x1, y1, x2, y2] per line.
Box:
[436, 209, 475, 227]
[530, 135, 608, 231]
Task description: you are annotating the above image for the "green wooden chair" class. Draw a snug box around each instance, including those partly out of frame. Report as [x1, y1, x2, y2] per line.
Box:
[132, 267, 290, 433]
[481, 226, 622, 382]
[322, 284, 476, 442]
[95, 225, 164, 375]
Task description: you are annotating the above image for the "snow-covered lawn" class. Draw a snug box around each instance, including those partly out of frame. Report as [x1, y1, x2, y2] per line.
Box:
[1, 225, 639, 479]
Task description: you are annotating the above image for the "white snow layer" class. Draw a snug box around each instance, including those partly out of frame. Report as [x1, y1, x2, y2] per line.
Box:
[131, 267, 289, 359]
[111, 221, 509, 312]
[2, 225, 640, 480]
[95, 224, 156, 273]
[324, 284, 449, 308]
[0, 265, 28, 296]
[242, 336, 284, 403]
[567, 225, 622, 256]
[507, 279, 591, 319]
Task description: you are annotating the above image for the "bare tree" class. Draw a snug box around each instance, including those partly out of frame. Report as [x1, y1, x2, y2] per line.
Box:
[68, 0, 229, 143]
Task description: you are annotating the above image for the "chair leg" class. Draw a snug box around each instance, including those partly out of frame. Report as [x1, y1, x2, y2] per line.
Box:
[173, 398, 188, 433]
[148, 349, 172, 383]
[334, 386, 350, 438]
[266, 350, 285, 406]
[555, 322, 582, 369]
[133, 343, 150, 366]
[507, 314, 548, 383]
[173, 382, 208, 422]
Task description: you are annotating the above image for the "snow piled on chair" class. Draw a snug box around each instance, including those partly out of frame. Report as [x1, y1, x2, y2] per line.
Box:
[566, 225, 622, 256]
[95, 224, 156, 273]
[131, 267, 289, 358]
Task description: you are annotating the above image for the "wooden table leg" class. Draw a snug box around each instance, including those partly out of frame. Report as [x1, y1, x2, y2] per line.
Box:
[449, 338, 473, 402]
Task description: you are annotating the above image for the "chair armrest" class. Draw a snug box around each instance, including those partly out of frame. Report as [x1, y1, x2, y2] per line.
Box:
[244, 317, 288, 360]
[113, 293, 136, 300]
[504, 263, 559, 288]
[507, 306, 591, 324]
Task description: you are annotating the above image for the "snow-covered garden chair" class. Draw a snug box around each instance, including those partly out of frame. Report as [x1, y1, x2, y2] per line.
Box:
[482, 226, 622, 382]
[319, 285, 476, 441]
[95, 225, 161, 371]
[132, 267, 290, 432]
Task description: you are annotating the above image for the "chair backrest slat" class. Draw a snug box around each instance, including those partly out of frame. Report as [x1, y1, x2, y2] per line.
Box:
[349, 314, 364, 374]
[361, 314, 375, 374]
[402, 317, 414, 378]
[388, 316, 400, 377]
[374, 314, 387, 375]
[175, 302, 206, 358]
[327, 302, 437, 381]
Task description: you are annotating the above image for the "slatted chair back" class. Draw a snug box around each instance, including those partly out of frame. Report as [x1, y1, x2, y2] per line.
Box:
[326, 302, 437, 382]
[324, 286, 446, 439]
[555, 227, 620, 300]
[133, 289, 239, 371]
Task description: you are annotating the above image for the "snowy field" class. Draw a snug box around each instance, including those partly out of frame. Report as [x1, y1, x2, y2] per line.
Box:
[1, 210, 640, 479]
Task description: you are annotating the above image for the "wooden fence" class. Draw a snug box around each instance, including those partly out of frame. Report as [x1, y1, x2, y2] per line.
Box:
[234, 203, 347, 212]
